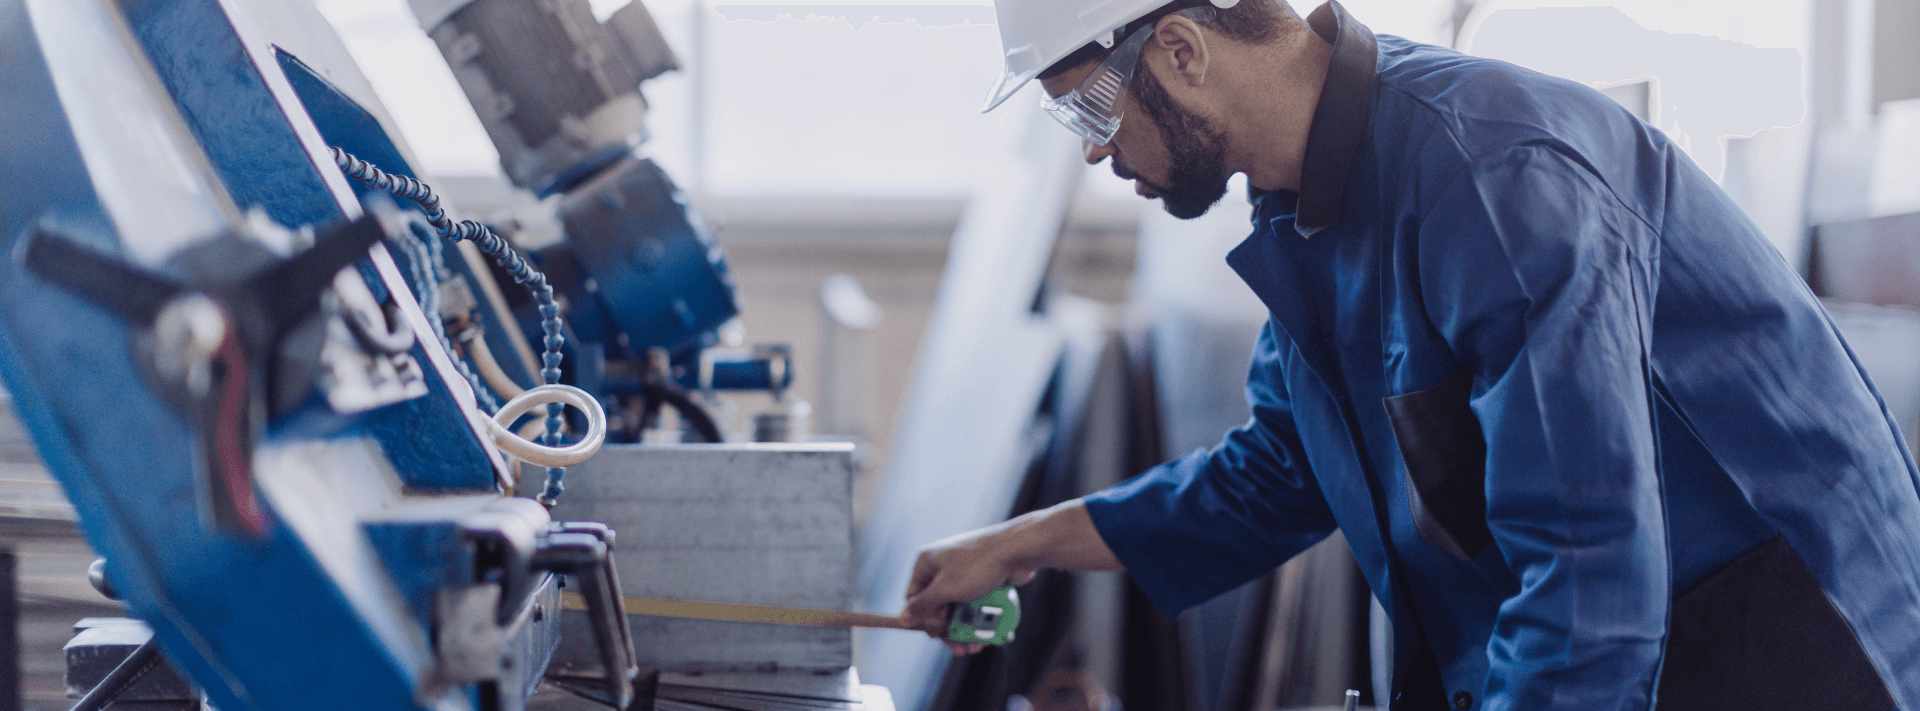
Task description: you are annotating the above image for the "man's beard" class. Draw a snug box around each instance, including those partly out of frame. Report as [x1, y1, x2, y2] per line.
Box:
[1128, 63, 1231, 219]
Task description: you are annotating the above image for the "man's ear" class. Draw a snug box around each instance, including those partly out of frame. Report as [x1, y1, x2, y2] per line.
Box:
[1149, 14, 1210, 87]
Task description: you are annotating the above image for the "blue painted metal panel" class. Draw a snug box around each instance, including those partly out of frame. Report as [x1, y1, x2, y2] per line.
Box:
[118, 0, 339, 231]
[116, 0, 495, 493]
[276, 49, 541, 413]
[0, 2, 654, 708]
[364, 520, 475, 626]
[0, 5, 430, 709]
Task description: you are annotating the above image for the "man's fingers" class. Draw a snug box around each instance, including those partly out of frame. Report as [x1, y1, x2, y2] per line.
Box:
[900, 603, 932, 633]
[902, 587, 951, 624]
[906, 553, 936, 600]
[907, 571, 990, 623]
[902, 528, 1028, 654]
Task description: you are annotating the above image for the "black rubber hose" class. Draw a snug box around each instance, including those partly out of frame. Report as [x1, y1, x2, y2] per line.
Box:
[641, 382, 723, 444]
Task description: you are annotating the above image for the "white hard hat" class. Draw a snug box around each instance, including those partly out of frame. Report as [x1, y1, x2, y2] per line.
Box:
[982, 0, 1241, 112]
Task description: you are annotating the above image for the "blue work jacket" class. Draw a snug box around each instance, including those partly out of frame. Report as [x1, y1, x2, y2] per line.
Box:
[1083, 3, 1920, 710]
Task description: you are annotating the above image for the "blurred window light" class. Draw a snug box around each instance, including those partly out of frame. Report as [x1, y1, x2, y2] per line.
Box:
[1459, 1, 1809, 182]
[1309, 0, 1453, 46]
[590, 0, 631, 21]
[698, 3, 1024, 198]
[314, 0, 503, 177]
[321, 0, 1814, 200]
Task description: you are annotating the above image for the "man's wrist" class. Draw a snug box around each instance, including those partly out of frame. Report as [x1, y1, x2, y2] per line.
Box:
[990, 499, 1090, 574]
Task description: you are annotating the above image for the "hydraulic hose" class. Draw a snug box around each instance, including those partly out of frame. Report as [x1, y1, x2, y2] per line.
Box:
[460, 326, 528, 400]
[642, 381, 724, 444]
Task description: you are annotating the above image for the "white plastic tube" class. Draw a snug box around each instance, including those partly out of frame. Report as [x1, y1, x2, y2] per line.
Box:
[486, 384, 607, 468]
[465, 327, 528, 400]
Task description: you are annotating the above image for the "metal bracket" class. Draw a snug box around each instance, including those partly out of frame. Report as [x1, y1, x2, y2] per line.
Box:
[16, 214, 394, 536]
[531, 522, 642, 710]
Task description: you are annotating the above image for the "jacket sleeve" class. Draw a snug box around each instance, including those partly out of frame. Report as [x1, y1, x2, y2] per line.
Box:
[1420, 143, 1670, 711]
[1082, 321, 1338, 618]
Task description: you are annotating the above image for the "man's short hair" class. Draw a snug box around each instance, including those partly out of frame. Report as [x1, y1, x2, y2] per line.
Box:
[1035, 0, 1300, 81]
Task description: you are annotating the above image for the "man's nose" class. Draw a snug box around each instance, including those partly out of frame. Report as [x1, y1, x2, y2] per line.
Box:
[1083, 139, 1115, 165]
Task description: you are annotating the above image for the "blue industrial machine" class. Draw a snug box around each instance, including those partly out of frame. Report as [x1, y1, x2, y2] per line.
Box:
[407, 0, 799, 448]
[0, 0, 863, 705]
[0, 0, 706, 708]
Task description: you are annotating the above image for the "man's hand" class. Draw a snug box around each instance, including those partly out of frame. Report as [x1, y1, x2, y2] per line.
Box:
[901, 528, 1036, 656]
[897, 499, 1122, 656]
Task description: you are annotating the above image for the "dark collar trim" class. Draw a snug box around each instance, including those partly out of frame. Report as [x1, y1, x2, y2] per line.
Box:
[1293, 0, 1378, 236]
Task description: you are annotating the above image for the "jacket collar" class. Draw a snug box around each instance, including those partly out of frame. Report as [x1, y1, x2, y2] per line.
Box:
[1250, 0, 1379, 238]
[1224, 1, 1381, 391]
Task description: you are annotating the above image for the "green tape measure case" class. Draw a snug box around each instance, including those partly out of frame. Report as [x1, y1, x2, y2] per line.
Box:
[946, 585, 1021, 645]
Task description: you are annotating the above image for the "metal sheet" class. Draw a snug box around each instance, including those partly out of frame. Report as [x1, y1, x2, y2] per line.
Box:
[650, 670, 895, 711]
[548, 443, 858, 672]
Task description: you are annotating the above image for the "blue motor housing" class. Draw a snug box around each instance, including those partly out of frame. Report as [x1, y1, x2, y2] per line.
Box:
[680, 345, 795, 392]
[548, 157, 738, 359]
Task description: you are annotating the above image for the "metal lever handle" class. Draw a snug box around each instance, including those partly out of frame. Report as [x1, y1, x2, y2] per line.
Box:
[532, 528, 641, 710]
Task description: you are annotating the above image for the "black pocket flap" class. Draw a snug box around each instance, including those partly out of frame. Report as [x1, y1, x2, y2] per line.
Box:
[1384, 369, 1493, 561]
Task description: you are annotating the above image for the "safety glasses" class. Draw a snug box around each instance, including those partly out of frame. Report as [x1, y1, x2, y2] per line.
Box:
[1040, 7, 1213, 146]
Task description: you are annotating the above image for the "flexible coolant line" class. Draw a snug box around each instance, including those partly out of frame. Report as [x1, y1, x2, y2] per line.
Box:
[332, 147, 576, 504]
[488, 385, 606, 468]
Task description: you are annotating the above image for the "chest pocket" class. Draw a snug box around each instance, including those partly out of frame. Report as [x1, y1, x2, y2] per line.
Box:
[1383, 369, 1493, 561]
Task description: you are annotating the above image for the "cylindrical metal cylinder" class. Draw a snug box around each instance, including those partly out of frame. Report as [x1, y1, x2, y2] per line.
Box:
[752, 412, 789, 443]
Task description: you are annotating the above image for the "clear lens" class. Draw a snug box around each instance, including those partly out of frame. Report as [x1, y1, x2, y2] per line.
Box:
[1038, 7, 1215, 146]
[1040, 22, 1153, 145]
[1043, 87, 1124, 144]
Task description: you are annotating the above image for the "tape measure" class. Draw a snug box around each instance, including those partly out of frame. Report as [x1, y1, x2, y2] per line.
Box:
[943, 585, 1019, 645]
[560, 585, 1022, 646]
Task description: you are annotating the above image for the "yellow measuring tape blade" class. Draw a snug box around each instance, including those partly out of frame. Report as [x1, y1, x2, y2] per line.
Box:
[560, 593, 914, 631]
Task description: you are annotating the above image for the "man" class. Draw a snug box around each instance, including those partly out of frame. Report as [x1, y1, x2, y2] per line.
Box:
[896, 1, 1920, 709]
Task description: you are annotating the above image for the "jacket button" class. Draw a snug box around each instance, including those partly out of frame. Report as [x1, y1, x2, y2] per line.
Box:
[1452, 691, 1473, 710]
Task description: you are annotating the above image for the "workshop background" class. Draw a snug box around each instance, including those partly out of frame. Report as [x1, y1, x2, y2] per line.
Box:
[2, 0, 1916, 709]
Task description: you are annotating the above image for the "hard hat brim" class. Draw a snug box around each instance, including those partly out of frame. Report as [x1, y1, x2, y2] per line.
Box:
[981, 64, 1038, 113]
[982, 0, 1241, 114]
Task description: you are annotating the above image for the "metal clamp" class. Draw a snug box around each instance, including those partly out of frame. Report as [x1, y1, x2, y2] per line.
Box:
[531, 522, 641, 710]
